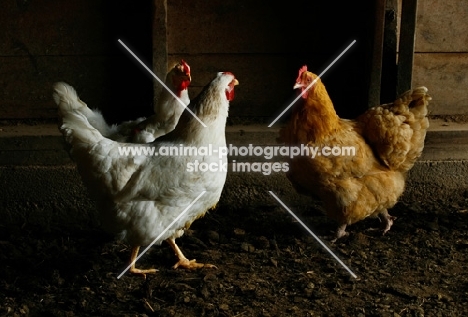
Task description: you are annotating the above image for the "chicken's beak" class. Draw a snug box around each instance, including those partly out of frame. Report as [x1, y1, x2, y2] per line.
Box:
[294, 81, 310, 99]
[232, 79, 239, 86]
[293, 82, 304, 90]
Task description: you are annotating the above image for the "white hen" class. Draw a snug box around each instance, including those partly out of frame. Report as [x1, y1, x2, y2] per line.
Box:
[72, 60, 191, 143]
[54, 71, 239, 276]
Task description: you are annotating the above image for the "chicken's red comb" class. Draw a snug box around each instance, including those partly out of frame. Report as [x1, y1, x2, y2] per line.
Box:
[299, 65, 307, 76]
[180, 59, 190, 74]
[296, 65, 308, 83]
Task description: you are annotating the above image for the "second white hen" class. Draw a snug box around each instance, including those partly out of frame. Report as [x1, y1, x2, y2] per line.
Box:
[53, 71, 239, 276]
[73, 60, 191, 143]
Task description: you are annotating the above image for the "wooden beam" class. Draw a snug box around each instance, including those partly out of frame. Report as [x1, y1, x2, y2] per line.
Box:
[397, 0, 418, 95]
[367, 0, 387, 108]
[152, 0, 168, 103]
[381, 0, 398, 103]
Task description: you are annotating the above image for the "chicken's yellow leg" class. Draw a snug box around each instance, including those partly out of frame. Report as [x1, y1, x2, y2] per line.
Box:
[166, 238, 217, 270]
[129, 246, 158, 278]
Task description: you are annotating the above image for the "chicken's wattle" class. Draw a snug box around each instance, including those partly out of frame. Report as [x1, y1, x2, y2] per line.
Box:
[225, 77, 239, 101]
[225, 87, 235, 101]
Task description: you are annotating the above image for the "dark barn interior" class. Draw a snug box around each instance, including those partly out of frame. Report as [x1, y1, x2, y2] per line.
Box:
[2, 0, 389, 123]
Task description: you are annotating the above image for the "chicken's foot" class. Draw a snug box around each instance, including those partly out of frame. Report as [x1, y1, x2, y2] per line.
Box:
[129, 246, 158, 278]
[331, 224, 349, 243]
[166, 238, 217, 270]
[379, 209, 396, 235]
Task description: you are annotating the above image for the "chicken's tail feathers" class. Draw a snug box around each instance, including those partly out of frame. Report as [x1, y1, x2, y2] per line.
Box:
[53, 82, 116, 136]
[359, 86, 431, 172]
[53, 82, 87, 113]
[392, 86, 431, 172]
[53, 82, 104, 146]
[397, 86, 431, 118]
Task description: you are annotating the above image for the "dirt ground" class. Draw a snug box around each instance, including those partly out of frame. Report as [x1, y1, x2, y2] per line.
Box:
[2, 199, 468, 317]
